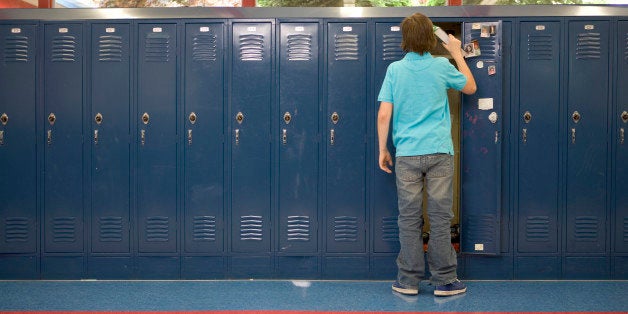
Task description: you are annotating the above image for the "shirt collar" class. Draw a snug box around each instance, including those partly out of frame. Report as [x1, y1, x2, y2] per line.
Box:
[403, 51, 432, 60]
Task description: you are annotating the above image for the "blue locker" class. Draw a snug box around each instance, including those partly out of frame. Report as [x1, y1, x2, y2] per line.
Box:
[137, 23, 178, 254]
[461, 21, 502, 255]
[278, 22, 320, 254]
[43, 23, 85, 255]
[517, 21, 560, 254]
[231, 22, 272, 253]
[90, 23, 131, 255]
[566, 21, 609, 255]
[372, 22, 402, 254]
[325, 22, 367, 254]
[614, 21, 628, 255]
[183, 23, 225, 254]
[0, 24, 37, 256]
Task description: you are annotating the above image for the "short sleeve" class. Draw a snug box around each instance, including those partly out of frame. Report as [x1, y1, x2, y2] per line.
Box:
[377, 66, 394, 103]
[444, 61, 468, 91]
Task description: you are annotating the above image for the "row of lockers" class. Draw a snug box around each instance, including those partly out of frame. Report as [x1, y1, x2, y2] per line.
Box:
[0, 9, 627, 279]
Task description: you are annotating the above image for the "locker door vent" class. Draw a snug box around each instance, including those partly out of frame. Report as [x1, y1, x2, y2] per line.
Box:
[98, 35, 123, 62]
[381, 216, 399, 242]
[466, 214, 496, 243]
[525, 216, 550, 242]
[287, 34, 312, 61]
[623, 31, 628, 61]
[382, 34, 403, 61]
[4, 217, 29, 242]
[98, 216, 123, 242]
[623, 217, 628, 243]
[192, 33, 217, 62]
[238, 34, 264, 61]
[286, 215, 310, 241]
[3, 35, 29, 62]
[334, 34, 359, 61]
[145, 216, 169, 242]
[240, 215, 263, 241]
[334, 216, 358, 242]
[527, 34, 553, 60]
[575, 33, 601, 60]
[468, 30, 497, 59]
[52, 217, 76, 243]
[193, 215, 216, 241]
[51, 36, 76, 62]
[144, 34, 170, 63]
[574, 216, 599, 241]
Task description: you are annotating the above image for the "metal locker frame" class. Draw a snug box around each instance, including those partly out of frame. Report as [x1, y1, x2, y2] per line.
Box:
[41, 21, 86, 279]
[181, 21, 227, 279]
[460, 20, 503, 256]
[0, 23, 39, 279]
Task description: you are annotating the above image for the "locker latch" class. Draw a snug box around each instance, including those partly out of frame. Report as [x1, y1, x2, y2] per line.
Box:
[0, 130, 3, 146]
[48, 113, 56, 126]
[142, 112, 150, 125]
[0, 113, 7, 126]
[572, 111, 581, 123]
[331, 112, 339, 125]
[47, 113, 55, 146]
[283, 112, 291, 124]
[95, 113, 103, 125]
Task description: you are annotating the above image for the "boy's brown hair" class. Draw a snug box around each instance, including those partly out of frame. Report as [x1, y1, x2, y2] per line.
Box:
[401, 13, 437, 55]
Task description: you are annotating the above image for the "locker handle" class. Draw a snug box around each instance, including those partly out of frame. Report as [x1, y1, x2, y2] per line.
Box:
[94, 129, 99, 145]
[141, 129, 146, 146]
[522, 128, 527, 143]
[330, 129, 335, 145]
[621, 128, 625, 145]
[188, 129, 193, 145]
[494, 131, 499, 144]
[571, 128, 576, 144]
[47, 130, 52, 145]
[0, 130, 4, 146]
[235, 129, 240, 145]
[282, 129, 287, 145]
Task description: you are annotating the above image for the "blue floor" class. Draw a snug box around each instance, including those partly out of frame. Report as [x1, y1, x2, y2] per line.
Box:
[1, 280, 627, 312]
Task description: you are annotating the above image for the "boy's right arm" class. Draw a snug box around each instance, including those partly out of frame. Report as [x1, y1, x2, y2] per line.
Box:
[443, 34, 477, 95]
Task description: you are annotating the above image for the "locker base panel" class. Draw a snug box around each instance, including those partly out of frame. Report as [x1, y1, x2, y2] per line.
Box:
[136, 256, 180, 279]
[613, 256, 628, 279]
[181, 256, 227, 279]
[514, 256, 560, 279]
[563, 256, 610, 279]
[41, 256, 85, 279]
[1, 280, 627, 312]
[87, 257, 133, 279]
[461, 255, 513, 280]
[369, 255, 397, 280]
[275, 256, 319, 279]
[322, 256, 369, 279]
[230, 256, 273, 279]
[0, 255, 39, 279]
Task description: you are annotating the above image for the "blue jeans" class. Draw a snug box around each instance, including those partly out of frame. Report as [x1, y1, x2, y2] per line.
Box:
[395, 154, 458, 288]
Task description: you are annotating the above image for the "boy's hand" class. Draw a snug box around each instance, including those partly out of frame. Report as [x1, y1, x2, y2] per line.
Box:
[443, 34, 463, 60]
[379, 150, 393, 174]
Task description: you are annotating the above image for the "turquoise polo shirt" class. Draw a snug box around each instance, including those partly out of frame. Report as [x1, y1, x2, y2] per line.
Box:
[377, 52, 467, 157]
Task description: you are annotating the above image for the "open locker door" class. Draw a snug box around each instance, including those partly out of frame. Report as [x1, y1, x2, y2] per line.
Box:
[461, 21, 502, 255]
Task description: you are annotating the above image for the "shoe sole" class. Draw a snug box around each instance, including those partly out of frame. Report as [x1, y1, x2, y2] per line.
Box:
[392, 285, 418, 295]
[434, 287, 467, 297]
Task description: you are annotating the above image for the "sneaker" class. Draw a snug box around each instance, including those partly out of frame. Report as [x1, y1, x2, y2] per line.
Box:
[434, 279, 467, 297]
[392, 281, 418, 295]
